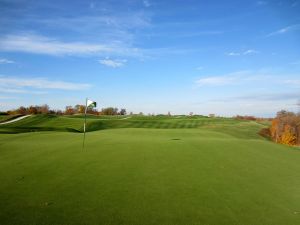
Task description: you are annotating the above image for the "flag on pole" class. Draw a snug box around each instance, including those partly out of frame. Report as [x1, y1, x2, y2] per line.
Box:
[87, 99, 97, 108]
[83, 98, 97, 149]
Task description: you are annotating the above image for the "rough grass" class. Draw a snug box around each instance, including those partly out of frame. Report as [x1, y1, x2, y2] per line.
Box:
[0, 116, 299, 225]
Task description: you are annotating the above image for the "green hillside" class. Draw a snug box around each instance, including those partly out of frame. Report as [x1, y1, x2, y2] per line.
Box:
[0, 115, 299, 225]
[0, 115, 265, 138]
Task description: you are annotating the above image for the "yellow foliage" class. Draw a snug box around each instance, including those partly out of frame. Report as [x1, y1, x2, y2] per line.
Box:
[280, 125, 296, 146]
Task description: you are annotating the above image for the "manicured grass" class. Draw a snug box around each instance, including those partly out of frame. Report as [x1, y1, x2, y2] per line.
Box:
[0, 116, 299, 225]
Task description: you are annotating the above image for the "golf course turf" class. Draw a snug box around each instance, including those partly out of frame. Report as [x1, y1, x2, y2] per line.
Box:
[0, 115, 299, 225]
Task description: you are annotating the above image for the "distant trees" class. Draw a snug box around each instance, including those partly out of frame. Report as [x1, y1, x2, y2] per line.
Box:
[100, 107, 118, 115]
[270, 110, 300, 146]
[7, 104, 51, 115]
[234, 115, 257, 121]
[17, 106, 27, 115]
[99, 107, 127, 115]
[65, 106, 75, 115]
[120, 108, 127, 115]
[74, 105, 85, 114]
[5, 104, 130, 116]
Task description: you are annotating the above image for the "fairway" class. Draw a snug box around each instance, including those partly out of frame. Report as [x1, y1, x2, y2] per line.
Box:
[0, 116, 299, 225]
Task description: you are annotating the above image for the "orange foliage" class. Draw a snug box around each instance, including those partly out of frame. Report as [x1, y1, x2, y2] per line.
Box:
[280, 125, 296, 146]
[269, 111, 300, 146]
[270, 119, 278, 141]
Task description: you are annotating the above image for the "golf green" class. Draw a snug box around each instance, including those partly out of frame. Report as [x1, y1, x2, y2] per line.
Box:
[0, 116, 299, 225]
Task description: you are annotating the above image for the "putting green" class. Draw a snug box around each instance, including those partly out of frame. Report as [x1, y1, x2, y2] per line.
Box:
[0, 116, 299, 225]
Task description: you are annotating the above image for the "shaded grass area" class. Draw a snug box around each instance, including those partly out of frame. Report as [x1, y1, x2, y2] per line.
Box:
[0, 128, 299, 225]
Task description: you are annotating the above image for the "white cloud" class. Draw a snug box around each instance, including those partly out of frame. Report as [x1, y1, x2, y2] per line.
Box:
[0, 33, 209, 59]
[227, 52, 240, 56]
[267, 24, 300, 37]
[98, 58, 127, 68]
[0, 58, 15, 64]
[226, 49, 259, 56]
[196, 76, 237, 86]
[196, 71, 252, 86]
[0, 76, 91, 91]
[196, 66, 204, 70]
[195, 70, 300, 87]
[243, 49, 259, 55]
[0, 87, 46, 94]
[0, 35, 139, 56]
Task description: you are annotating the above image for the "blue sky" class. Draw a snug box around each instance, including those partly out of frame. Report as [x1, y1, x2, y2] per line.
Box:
[0, 0, 299, 116]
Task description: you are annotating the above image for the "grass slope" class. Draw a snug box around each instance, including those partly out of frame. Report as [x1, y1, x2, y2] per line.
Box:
[0, 114, 265, 138]
[0, 116, 299, 225]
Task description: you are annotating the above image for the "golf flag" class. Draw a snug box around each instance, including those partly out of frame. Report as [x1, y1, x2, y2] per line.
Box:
[83, 98, 97, 149]
[87, 99, 96, 108]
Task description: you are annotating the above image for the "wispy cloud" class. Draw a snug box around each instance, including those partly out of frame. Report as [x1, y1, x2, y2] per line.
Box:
[196, 70, 300, 87]
[243, 49, 259, 55]
[36, 13, 150, 30]
[227, 52, 240, 56]
[0, 76, 91, 92]
[144, 30, 224, 39]
[232, 92, 300, 101]
[267, 24, 300, 37]
[284, 79, 300, 86]
[196, 76, 237, 86]
[196, 71, 251, 86]
[205, 93, 299, 105]
[226, 49, 259, 56]
[0, 58, 15, 64]
[0, 33, 209, 60]
[0, 34, 114, 56]
[0, 87, 46, 94]
[98, 58, 127, 68]
[0, 34, 144, 57]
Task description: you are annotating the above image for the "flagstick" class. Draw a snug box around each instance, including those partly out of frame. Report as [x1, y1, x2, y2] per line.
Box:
[82, 97, 88, 149]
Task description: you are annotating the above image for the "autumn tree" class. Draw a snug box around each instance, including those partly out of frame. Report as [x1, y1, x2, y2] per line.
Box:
[281, 125, 297, 145]
[17, 106, 27, 115]
[74, 105, 85, 114]
[269, 110, 300, 146]
[65, 106, 75, 115]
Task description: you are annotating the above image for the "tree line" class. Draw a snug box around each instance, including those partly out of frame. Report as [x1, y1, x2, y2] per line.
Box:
[4, 104, 127, 116]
